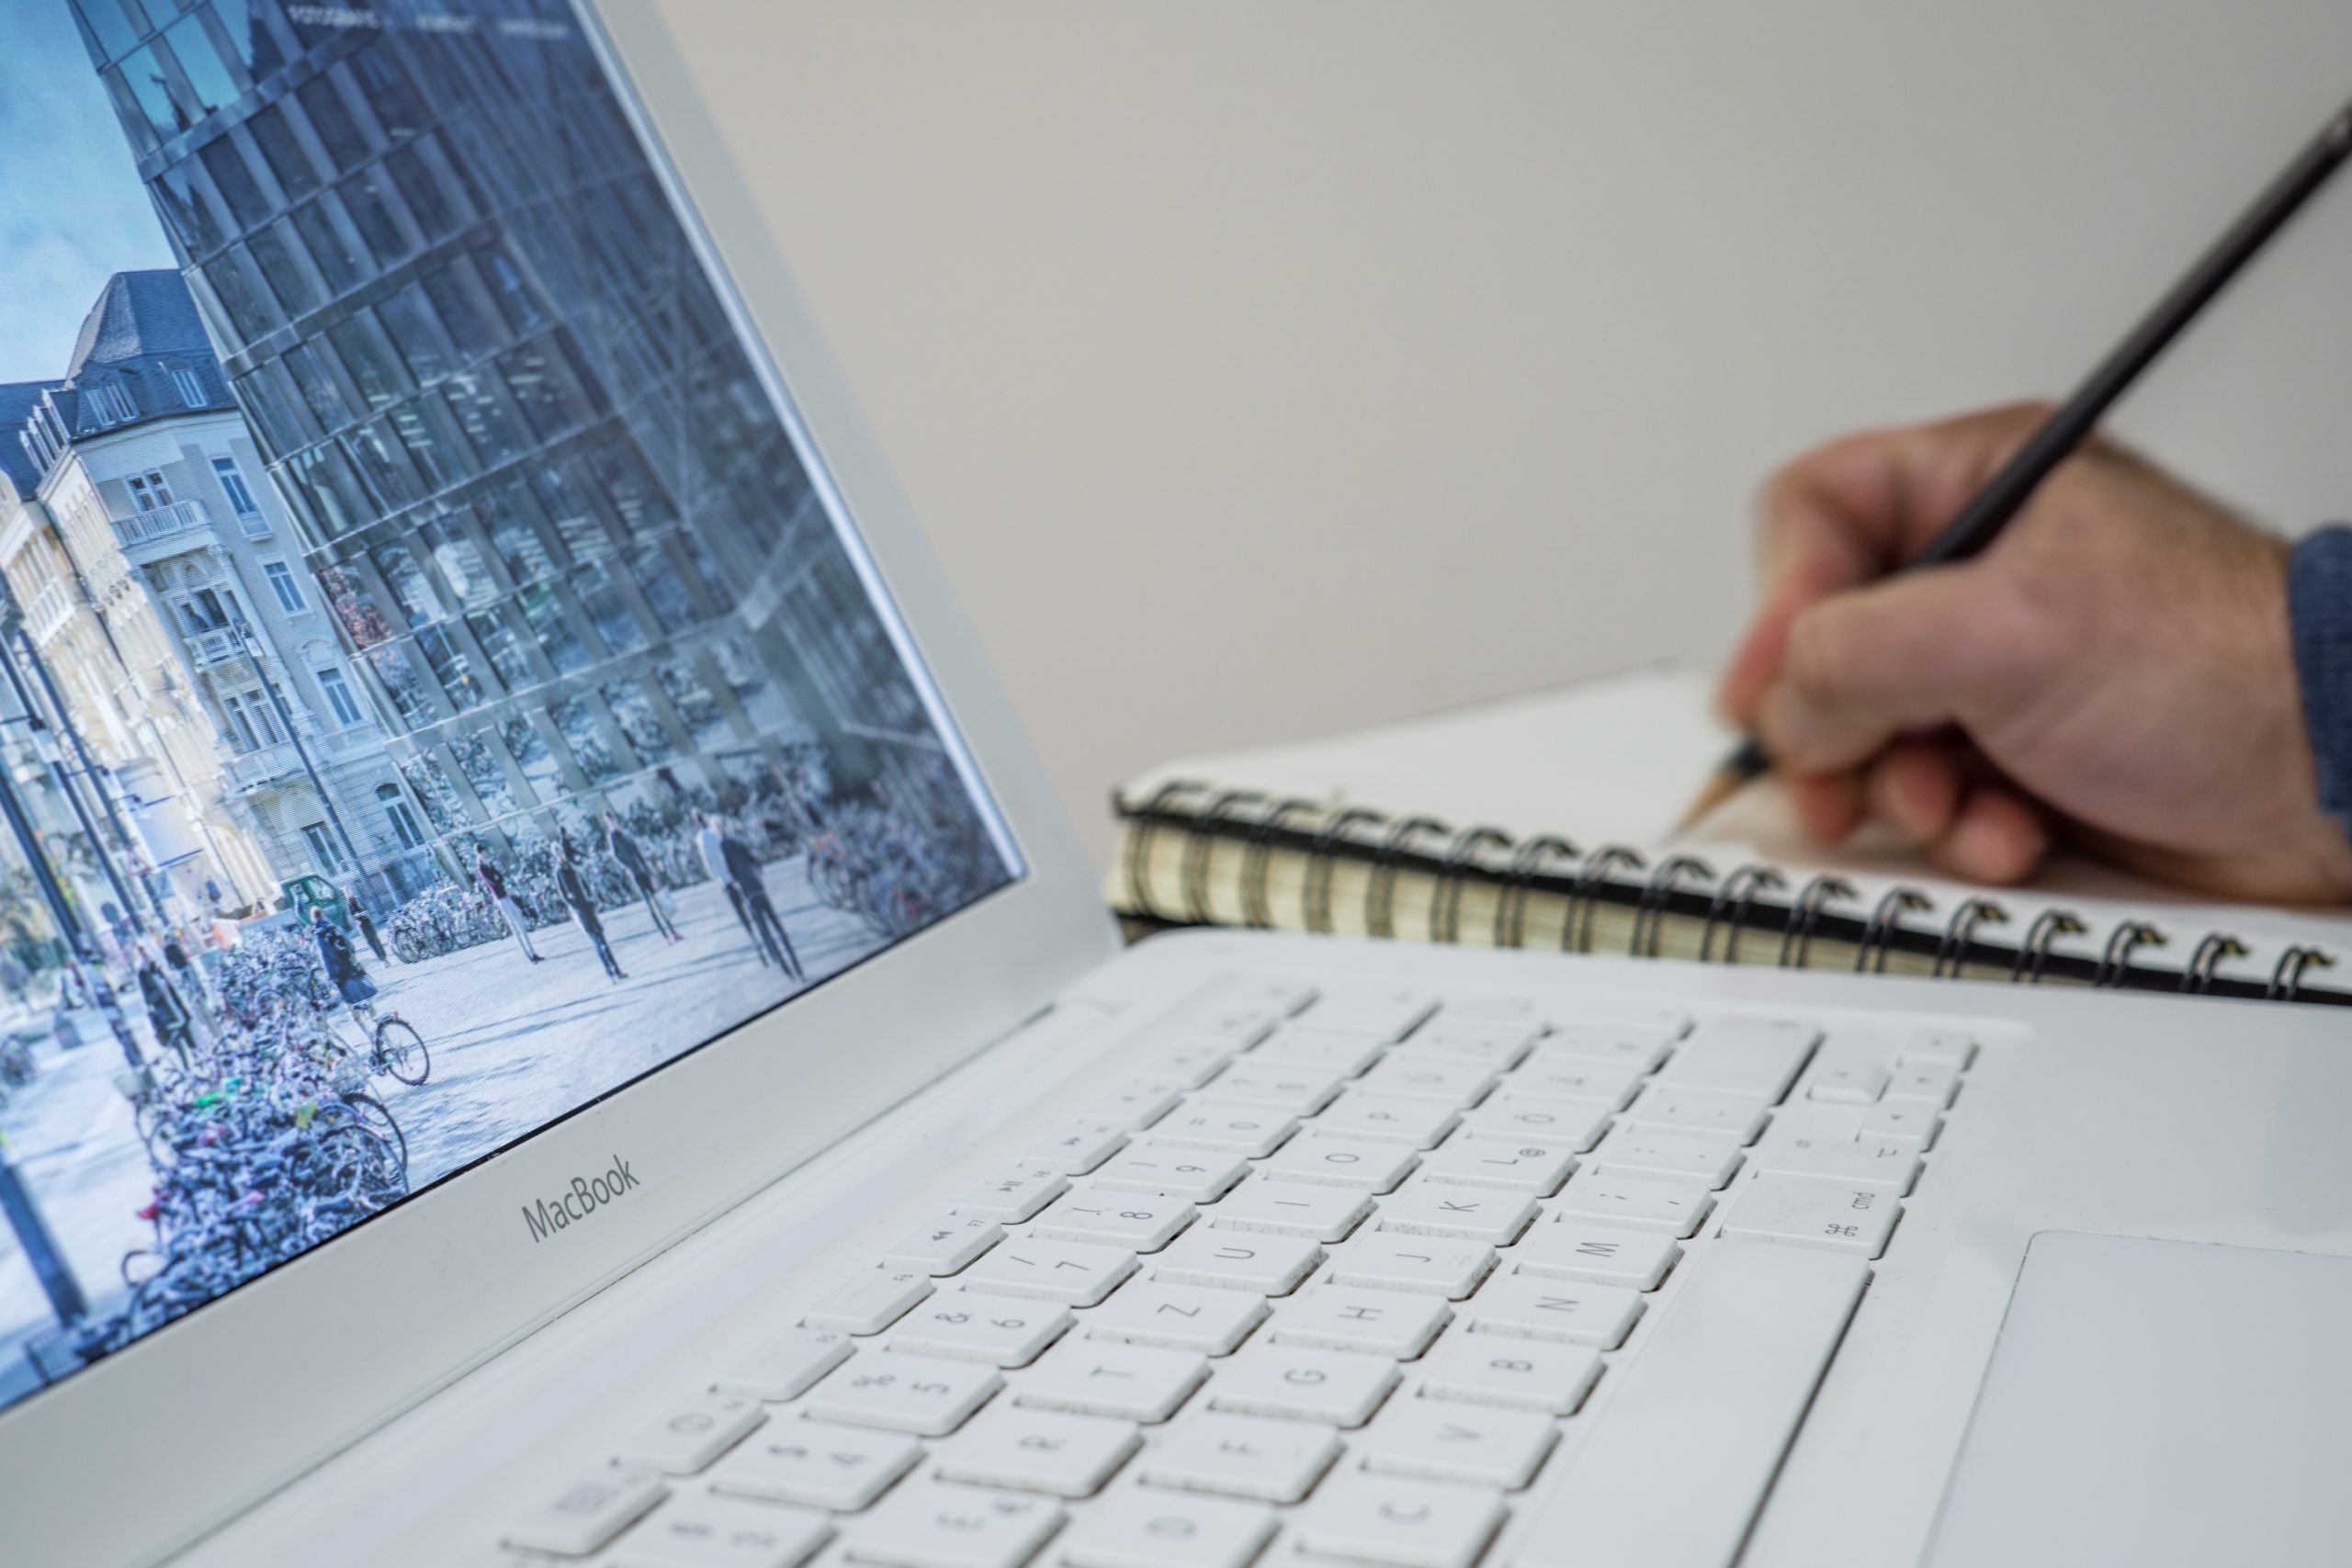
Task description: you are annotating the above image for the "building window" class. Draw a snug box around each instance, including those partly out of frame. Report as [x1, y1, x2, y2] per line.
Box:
[301, 822, 347, 875]
[172, 363, 209, 406]
[378, 783, 425, 850]
[318, 666, 364, 727]
[220, 693, 258, 750]
[210, 455, 260, 515]
[262, 559, 307, 614]
[127, 471, 175, 512]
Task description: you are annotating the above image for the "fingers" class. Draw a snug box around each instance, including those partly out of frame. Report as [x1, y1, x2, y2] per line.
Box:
[1788, 736, 2051, 883]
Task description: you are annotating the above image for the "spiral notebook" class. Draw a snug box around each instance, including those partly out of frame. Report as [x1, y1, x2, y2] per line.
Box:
[1107, 665, 2352, 1007]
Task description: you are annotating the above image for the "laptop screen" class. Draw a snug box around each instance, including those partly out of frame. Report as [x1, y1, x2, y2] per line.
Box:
[0, 0, 1019, 1416]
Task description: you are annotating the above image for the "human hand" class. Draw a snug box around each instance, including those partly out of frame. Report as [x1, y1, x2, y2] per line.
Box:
[1716, 401, 2352, 903]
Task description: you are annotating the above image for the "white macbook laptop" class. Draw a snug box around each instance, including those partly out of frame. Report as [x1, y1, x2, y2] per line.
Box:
[4, 6, 2350, 1567]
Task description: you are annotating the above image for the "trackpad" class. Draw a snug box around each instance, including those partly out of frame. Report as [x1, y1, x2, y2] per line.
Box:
[1925, 1233, 2352, 1568]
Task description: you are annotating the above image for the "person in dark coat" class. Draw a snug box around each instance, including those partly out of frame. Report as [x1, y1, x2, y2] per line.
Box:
[718, 818, 800, 981]
[604, 810, 679, 943]
[345, 886, 388, 963]
[310, 904, 378, 1028]
[555, 840, 626, 982]
[137, 957, 194, 1067]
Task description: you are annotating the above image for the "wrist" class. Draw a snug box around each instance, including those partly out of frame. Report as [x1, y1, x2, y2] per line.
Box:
[2286, 525, 2352, 894]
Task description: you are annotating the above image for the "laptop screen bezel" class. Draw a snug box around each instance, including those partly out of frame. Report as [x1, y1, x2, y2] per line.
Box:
[0, 7, 1117, 1564]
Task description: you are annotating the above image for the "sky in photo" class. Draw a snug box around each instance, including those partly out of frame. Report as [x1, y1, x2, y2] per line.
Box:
[0, 2, 177, 385]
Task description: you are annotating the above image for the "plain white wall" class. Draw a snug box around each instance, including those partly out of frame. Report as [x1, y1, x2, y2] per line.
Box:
[654, 1, 2352, 867]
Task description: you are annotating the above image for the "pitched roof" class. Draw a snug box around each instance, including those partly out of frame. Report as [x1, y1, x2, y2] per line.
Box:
[64, 269, 215, 378]
[0, 380, 62, 500]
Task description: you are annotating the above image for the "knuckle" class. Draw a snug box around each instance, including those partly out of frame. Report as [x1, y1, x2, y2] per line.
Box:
[1781, 605, 1850, 704]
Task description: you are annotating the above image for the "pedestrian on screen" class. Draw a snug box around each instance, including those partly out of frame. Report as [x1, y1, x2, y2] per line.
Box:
[136, 955, 194, 1068]
[345, 886, 388, 963]
[695, 808, 767, 967]
[705, 810, 801, 981]
[472, 844, 542, 964]
[554, 840, 627, 983]
[605, 809, 680, 943]
[310, 903, 379, 1032]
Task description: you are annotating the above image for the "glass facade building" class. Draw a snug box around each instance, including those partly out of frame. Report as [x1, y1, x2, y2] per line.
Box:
[68, 0, 1000, 881]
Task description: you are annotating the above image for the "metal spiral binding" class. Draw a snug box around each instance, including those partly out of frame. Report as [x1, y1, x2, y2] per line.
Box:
[1567, 846, 1647, 953]
[2267, 945, 2335, 1001]
[1629, 856, 1714, 959]
[1365, 818, 1452, 940]
[2181, 933, 2248, 994]
[1302, 807, 1388, 934]
[1181, 790, 1265, 925]
[1239, 797, 1319, 929]
[2010, 909, 2086, 984]
[1123, 780, 1205, 921]
[2094, 920, 2166, 987]
[1492, 836, 1578, 950]
[1853, 887, 1932, 974]
[1776, 876, 1856, 969]
[1430, 826, 1514, 944]
[1698, 864, 1786, 964]
[1932, 898, 2008, 979]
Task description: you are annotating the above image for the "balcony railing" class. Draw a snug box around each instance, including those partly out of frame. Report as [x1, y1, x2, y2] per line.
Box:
[221, 739, 300, 793]
[185, 626, 244, 668]
[108, 496, 213, 551]
[25, 580, 74, 642]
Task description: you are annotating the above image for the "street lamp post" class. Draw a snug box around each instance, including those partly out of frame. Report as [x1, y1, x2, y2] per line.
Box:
[0, 636, 145, 946]
[10, 628, 155, 936]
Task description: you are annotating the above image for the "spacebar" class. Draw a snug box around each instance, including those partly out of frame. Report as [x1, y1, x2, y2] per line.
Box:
[1510, 1241, 1870, 1568]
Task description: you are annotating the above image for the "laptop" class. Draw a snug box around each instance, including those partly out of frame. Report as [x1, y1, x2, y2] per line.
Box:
[6, 5, 2351, 1566]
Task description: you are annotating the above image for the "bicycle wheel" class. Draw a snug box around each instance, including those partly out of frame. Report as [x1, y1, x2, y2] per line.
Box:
[340, 1092, 410, 1179]
[373, 1017, 430, 1086]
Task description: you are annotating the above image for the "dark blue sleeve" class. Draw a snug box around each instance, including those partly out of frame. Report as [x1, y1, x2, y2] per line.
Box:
[2289, 525, 2352, 838]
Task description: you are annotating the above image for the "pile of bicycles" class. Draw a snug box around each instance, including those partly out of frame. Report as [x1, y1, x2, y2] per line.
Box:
[804, 804, 994, 939]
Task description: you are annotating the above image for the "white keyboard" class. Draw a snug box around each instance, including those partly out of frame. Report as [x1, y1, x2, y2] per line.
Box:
[499, 977, 1975, 1568]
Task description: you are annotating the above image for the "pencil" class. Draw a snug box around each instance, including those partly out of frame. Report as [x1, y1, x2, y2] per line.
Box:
[1677, 95, 2352, 833]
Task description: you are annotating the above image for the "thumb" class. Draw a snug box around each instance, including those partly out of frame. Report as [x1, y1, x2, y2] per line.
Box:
[1757, 562, 2041, 773]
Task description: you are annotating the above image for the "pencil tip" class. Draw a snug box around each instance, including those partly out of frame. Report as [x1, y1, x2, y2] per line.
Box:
[1670, 766, 1747, 839]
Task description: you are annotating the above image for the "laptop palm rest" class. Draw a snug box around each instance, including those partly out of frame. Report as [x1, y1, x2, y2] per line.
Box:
[1923, 1232, 2352, 1568]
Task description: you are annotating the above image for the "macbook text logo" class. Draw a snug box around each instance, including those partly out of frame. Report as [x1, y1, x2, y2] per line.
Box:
[524, 1155, 640, 1242]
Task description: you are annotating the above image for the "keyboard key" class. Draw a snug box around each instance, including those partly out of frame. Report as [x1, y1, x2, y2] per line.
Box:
[1151, 1100, 1298, 1158]
[1292, 1470, 1505, 1568]
[1271, 1285, 1452, 1359]
[1588, 1125, 1744, 1189]
[1513, 1222, 1680, 1290]
[1469, 1275, 1642, 1348]
[1018, 1339, 1208, 1422]
[1329, 1234, 1496, 1299]
[1749, 1137, 1921, 1194]
[1414, 1138, 1574, 1195]
[1416, 1335, 1601, 1415]
[614, 1393, 767, 1473]
[888, 1292, 1072, 1366]
[1086, 1281, 1268, 1354]
[967, 1238, 1136, 1305]
[1511, 1244, 1869, 1568]
[714, 1326, 854, 1402]
[1554, 1171, 1713, 1236]
[1536, 1022, 1678, 1073]
[803, 1352, 1002, 1436]
[1093, 1143, 1250, 1203]
[1023, 1121, 1130, 1176]
[843, 1480, 1062, 1568]
[1261, 1134, 1419, 1192]
[1884, 1061, 1962, 1108]
[1375, 1183, 1537, 1245]
[933, 1405, 1141, 1497]
[709, 1417, 923, 1511]
[1030, 1190, 1194, 1253]
[1311, 1091, 1462, 1148]
[503, 1469, 668, 1557]
[1656, 1017, 1819, 1100]
[1505, 1055, 1645, 1110]
[1058, 1484, 1276, 1568]
[1456, 1092, 1611, 1152]
[1249, 1025, 1389, 1077]
[1193, 975, 1318, 1018]
[1200, 1064, 1345, 1115]
[954, 1166, 1071, 1223]
[1396, 1021, 1542, 1066]
[1360, 1397, 1557, 1489]
[1152, 1227, 1325, 1294]
[806, 1268, 934, 1335]
[608, 1495, 832, 1568]
[1204, 1179, 1372, 1242]
[1207, 1342, 1397, 1427]
[1720, 1174, 1901, 1258]
[1140, 1410, 1344, 1502]
[1355, 1055, 1499, 1106]
[885, 1215, 1004, 1276]
[1307, 985, 1440, 1041]
[1859, 1102, 1941, 1148]
[1084, 1081, 1185, 1131]
[1172, 1004, 1287, 1051]
[1807, 1063, 1888, 1104]
[1622, 1086, 1771, 1143]
[1900, 1028, 1976, 1069]
[1132, 1037, 1240, 1090]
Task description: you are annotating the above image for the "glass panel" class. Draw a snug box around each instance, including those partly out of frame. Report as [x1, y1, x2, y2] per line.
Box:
[481, 491, 552, 585]
[716, 635, 790, 732]
[467, 608, 533, 690]
[656, 659, 728, 751]
[246, 220, 319, 315]
[679, 529, 735, 613]
[326, 311, 409, 411]
[279, 342, 352, 430]
[500, 714, 562, 802]
[77, 0, 140, 62]
[198, 134, 268, 228]
[447, 730, 518, 818]
[201, 248, 277, 340]
[119, 45, 192, 143]
[363, 641, 430, 726]
[496, 340, 589, 441]
[481, 248, 548, 335]
[342, 419, 418, 509]
[588, 445, 673, 539]
[518, 582, 586, 674]
[351, 45, 426, 141]
[422, 264, 496, 356]
[383, 140, 460, 242]
[390, 401, 462, 491]
[550, 695, 620, 784]
[207, 0, 286, 80]
[419, 513, 499, 608]
[319, 566, 392, 649]
[601, 677, 674, 764]
[164, 14, 237, 115]
[337, 164, 411, 266]
[627, 541, 693, 635]
[375, 281, 455, 384]
[529, 461, 603, 560]
[283, 447, 362, 538]
[572, 560, 646, 656]
[153, 162, 226, 255]
[296, 71, 368, 172]
[290, 199, 365, 293]
[232, 359, 313, 457]
[413, 624, 485, 712]
[438, 370, 522, 468]
[369, 540, 441, 625]
[394, 757, 462, 833]
[140, 0, 182, 29]
[245, 102, 318, 199]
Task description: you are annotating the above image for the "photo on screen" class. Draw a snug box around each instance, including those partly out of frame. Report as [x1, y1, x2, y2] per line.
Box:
[0, 0, 1019, 1415]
